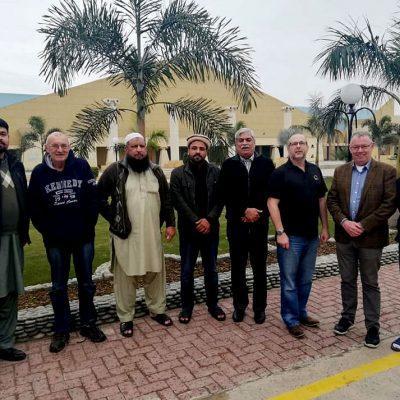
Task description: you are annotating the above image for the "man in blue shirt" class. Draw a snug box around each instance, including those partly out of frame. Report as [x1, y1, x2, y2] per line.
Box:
[328, 132, 396, 348]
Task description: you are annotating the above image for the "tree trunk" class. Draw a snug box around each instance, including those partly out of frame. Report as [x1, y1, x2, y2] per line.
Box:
[315, 136, 320, 166]
[136, 93, 146, 136]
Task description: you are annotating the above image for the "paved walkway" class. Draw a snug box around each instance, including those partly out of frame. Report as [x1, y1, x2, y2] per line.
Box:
[1, 263, 400, 400]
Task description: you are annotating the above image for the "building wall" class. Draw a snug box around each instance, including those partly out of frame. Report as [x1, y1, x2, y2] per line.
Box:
[0, 77, 309, 169]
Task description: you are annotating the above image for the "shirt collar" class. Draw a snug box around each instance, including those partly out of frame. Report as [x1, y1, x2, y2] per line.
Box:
[240, 154, 254, 163]
[353, 159, 371, 173]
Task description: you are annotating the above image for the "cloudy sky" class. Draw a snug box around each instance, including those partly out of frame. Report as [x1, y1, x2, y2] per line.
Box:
[0, 0, 397, 106]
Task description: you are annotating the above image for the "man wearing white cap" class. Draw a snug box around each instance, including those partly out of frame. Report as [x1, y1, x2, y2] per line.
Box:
[98, 132, 176, 337]
[170, 134, 225, 324]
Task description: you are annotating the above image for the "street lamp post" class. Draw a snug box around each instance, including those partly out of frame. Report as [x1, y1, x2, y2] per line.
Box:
[339, 83, 376, 161]
[111, 137, 120, 162]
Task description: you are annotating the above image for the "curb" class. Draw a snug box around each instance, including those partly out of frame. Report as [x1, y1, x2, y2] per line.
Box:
[15, 244, 398, 342]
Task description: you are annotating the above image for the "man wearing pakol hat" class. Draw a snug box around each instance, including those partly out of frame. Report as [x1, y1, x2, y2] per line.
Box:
[170, 134, 225, 324]
[98, 132, 176, 337]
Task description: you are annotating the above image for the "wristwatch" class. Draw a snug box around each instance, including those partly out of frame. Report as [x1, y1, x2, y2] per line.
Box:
[276, 229, 285, 236]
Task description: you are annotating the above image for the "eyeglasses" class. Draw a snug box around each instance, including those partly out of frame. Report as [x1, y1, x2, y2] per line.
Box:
[49, 144, 69, 150]
[289, 141, 307, 147]
[349, 144, 372, 150]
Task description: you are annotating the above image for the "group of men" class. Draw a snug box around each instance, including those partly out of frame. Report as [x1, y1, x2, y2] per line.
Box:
[0, 115, 399, 363]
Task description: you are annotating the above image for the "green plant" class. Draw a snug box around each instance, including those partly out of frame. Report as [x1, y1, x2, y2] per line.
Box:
[361, 115, 400, 160]
[20, 116, 61, 157]
[147, 130, 167, 161]
[91, 166, 99, 178]
[39, 0, 260, 159]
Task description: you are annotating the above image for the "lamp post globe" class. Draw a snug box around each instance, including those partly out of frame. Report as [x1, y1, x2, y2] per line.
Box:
[340, 83, 363, 106]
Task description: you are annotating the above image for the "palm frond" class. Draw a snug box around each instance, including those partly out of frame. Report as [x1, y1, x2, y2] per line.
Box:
[115, 0, 161, 34]
[146, 0, 261, 113]
[360, 84, 400, 108]
[146, 129, 167, 151]
[28, 116, 46, 136]
[162, 97, 231, 145]
[69, 102, 131, 158]
[39, 0, 131, 95]
[20, 132, 39, 153]
[315, 19, 395, 83]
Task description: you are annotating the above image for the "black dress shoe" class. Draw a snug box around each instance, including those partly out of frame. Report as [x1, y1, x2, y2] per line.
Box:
[0, 347, 26, 362]
[254, 311, 266, 324]
[49, 332, 70, 353]
[232, 309, 245, 322]
[80, 325, 107, 343]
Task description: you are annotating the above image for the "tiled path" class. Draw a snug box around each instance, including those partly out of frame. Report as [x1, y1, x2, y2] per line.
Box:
[1, 263, 400, 400]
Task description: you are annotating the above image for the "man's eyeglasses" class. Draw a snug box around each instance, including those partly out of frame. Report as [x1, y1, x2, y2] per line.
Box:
[349, 144, 372, 151]
[49, 144, 69, 150]
[288, 141, 307, 147]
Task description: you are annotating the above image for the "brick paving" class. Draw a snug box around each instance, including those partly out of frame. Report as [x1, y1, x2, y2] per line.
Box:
[1, 263, 400, 400]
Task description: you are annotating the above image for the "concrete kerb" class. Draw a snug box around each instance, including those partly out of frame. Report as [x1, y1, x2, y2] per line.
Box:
[15, 242, 399, 342]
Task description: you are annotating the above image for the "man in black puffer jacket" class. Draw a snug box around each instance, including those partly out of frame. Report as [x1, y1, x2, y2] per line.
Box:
[29, 131, 106, 353]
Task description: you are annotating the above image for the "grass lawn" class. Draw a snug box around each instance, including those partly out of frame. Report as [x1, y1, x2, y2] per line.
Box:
[24, 176, 335, 286]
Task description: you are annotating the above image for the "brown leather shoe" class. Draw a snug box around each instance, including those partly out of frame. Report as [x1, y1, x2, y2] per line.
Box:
[300, 316, 320, 328]
[288, 325, 305, 338]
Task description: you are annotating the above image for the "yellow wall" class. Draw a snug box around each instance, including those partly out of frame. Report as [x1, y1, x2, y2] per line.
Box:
[0, 77, 308, 146]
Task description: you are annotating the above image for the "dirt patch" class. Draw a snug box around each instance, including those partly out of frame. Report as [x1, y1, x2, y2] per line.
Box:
[19, 236, 397, 309]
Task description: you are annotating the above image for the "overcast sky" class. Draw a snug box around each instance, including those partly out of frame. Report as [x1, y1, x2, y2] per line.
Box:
[0, 0, 397, 106]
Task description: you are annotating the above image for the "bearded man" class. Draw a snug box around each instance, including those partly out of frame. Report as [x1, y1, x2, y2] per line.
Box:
[98, 132, 176, 337]
[0, 118, 29, 361]
[170, 134, 225, 324]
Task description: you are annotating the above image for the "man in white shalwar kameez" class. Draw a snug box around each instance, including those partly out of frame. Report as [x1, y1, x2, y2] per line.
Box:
[98, 133, 176, 336]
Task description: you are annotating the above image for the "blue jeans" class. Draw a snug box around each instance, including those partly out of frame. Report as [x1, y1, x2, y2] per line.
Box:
[46, 242, 97, 333]
[179, 230, 219, 313]
[277, 236, 319, 328]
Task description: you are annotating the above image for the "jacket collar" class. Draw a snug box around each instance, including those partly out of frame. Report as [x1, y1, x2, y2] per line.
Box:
[232, 151, 259, 162]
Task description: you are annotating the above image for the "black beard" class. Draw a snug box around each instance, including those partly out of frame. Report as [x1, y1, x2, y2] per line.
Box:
[127, 155, 150, 172]
[189, 156, 206, 166]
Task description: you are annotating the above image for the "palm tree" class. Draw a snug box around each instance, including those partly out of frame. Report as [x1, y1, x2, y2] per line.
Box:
[39, 0, 261, 159]
[362, 115, 400, 161]
[20, 116, 60, 157]
[208, 120, 245, 165]
[146, 129, 167, 161]
[291, 96, 342, 165]
[315, 17, 400, 120]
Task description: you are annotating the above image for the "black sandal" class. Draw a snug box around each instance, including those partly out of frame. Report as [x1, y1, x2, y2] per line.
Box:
[209, 306, 226, 322]
[151, 313, 173, 326]
[178, 310, 192, 324]
[120, 321, 133, 337]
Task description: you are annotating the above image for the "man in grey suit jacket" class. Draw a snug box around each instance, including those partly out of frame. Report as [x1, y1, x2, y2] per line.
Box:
[327, 132, 396, 348]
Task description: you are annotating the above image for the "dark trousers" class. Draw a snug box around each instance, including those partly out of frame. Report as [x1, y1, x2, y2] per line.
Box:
[179, 230, 219, 313]
[336, 242, 382, 330]
[227, 221, 268, 314]
[0, 292, 18, 349]
[46, 241, 97, 333]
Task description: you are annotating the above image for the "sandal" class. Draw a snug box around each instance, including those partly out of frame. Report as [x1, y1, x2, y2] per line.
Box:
[120, 321, 133, 337]
[208, 306, 226, 322]
[151, 313, 173, 327]
[178, 310, 192, 324]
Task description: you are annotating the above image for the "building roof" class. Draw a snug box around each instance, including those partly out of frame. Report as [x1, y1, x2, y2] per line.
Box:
[0, 93, 40, 108]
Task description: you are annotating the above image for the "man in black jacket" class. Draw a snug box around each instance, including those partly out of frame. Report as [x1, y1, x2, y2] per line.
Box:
[29, 131, 106, 353]
[170, 134, 225, 324]
[218, 128, 275, 324]
[0, 118, 29, 361]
